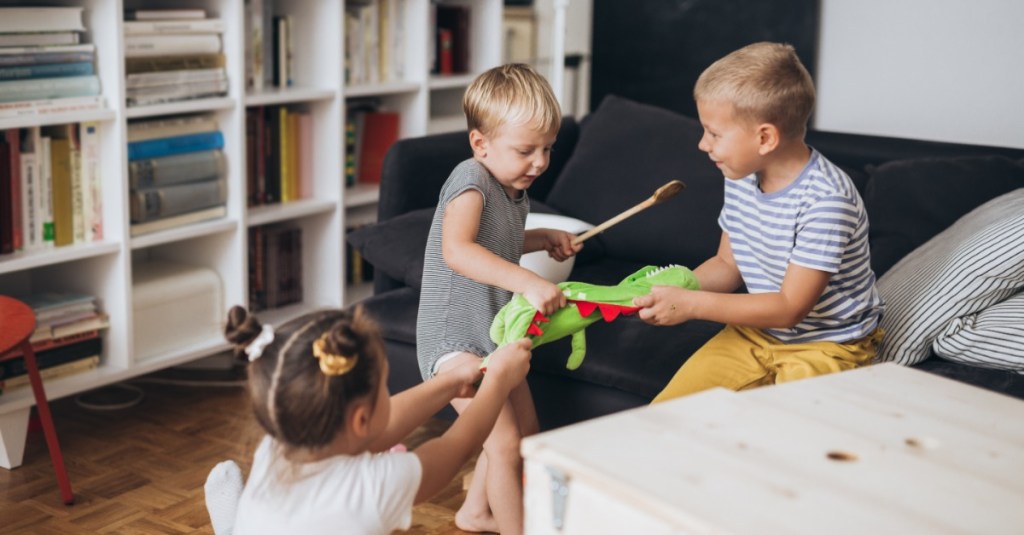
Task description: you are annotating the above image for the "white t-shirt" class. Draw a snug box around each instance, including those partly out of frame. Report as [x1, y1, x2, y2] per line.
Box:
[233, 436, 423, 535]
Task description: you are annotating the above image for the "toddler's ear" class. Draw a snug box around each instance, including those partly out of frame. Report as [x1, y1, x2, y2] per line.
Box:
[349, 403, 372, 439]
[469, 129, 489, 157]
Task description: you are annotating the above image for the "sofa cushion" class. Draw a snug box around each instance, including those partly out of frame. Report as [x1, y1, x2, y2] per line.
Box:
[545, 95, 723, 269]
[347, 201, 564, 290]
[876, 188, 1024, 367]
[932, 291, 1024, 372]
[863, 155, 1024, 277]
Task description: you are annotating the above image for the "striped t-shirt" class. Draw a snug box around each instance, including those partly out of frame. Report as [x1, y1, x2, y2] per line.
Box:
[718, 149, 883, 343]
[416, 159, 529, 380]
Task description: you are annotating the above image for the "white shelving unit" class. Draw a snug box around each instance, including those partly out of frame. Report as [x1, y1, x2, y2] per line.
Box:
[0, 0, 504, 469]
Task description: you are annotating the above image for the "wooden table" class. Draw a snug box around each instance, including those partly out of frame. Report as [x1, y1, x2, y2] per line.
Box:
[521, 363, 1024, 534]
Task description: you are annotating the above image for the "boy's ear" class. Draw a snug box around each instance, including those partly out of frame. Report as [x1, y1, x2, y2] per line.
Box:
[469, 129, 488, 157]
[756, 123, 781, 155]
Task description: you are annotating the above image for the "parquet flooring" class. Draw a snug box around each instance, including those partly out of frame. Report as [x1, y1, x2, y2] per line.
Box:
[0, 367, 478, 534]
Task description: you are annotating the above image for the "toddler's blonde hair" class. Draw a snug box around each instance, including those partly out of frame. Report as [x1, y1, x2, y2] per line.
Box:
[694, 42, 815, 139]
[463, 63, 561, 137]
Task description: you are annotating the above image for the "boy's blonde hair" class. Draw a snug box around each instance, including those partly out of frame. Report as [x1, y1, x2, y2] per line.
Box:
[694, 42, 815, 139]
[463, 63, 561, 137]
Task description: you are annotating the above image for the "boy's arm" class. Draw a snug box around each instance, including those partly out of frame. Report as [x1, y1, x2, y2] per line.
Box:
[443, 191, 565, 314]
[693, 232, 744, 293]
[366, 360, 481, 453]
[523, 228, 581, 260]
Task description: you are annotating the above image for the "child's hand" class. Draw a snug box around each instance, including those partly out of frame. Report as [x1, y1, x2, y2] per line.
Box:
[523, 278, 567, 316]
[634, 286, 692, 326]
[448, 359, 485, 399]
[539, 228, 583, 262]
[484, 338, 533, 389]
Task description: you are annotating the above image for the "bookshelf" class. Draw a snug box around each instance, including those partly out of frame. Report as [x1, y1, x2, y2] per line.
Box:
[0, 0, 505, 469]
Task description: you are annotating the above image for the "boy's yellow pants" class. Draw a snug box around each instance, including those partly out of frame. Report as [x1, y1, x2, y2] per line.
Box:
[652, 325, 884, 404]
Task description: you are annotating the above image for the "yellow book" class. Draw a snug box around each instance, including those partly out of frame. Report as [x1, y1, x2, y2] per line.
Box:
[48, 137, 73, 246]
[278, 106, 292, 201]
[3, 355, 100, 390]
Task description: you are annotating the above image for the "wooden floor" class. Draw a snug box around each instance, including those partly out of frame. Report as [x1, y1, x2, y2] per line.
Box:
[0, 367, 478, 534]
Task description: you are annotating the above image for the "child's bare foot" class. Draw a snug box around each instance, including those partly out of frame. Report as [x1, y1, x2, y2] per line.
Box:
[454, 507, 499, 533]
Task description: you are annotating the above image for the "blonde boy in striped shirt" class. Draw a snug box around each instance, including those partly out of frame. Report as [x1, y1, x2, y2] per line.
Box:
[634, 42, 884, 402]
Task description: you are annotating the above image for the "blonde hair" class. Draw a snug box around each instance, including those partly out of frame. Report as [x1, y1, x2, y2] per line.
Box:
[694, 42, 815, 139]
[463, 63, 561, 137]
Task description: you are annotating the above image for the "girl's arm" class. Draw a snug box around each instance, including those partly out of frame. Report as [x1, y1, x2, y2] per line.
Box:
[442, 191, 565, 315]
[412, 339, 533, 503]
[523, 228, 581, 260]
[366, 360, 481, 453]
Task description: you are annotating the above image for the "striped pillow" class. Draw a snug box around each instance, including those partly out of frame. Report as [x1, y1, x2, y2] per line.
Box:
[933, 292, 1024, 372]
[876, 188, 1024, 367]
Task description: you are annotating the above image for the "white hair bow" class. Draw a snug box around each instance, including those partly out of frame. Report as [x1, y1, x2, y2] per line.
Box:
[244, 324, 275, 361]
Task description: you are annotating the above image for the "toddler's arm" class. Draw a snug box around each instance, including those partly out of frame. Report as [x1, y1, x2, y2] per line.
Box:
[367, 359, 484, 453]
[524, 227, 582, 261]
[443, 191, 566, 315]
[412, 338, 533, 503]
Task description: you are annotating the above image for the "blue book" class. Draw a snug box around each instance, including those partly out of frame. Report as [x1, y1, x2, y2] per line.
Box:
[0, 74, 99, 103]
[0, 61, 94, 81]
[127, 131, 224, 161]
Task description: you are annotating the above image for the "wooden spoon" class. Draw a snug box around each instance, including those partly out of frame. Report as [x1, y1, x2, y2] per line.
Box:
[571, 180, 686, 246]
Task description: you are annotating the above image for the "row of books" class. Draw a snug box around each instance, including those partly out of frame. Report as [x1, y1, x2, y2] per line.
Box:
[0, 122, 102, 254]
[245, 105, 313, 207]
[244, 0, 293, 91]
[432, 4, 472, 75]
[248, 225, 302, 311]
[346, 99, 400, 186]
[0, 291, 108, 396]
[127, 114, 227, 236]
[345, 0, 407, 86]
[124, 9, 228, 107]
[0, 7, 102, 109]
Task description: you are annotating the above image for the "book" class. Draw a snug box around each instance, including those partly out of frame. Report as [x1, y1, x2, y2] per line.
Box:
[30, 312, 109, 344]
[436, 5, 470, 74]
[127, 114, 218, 142]
[38, 131, 55, 247]
[2, 329, 99, 361]
[297, 111, 313, 198]
[128, 9, 207, 20]
[278, 106, 293, 201]
[47, 135, 73, 246]
[18, 130, 40, 248]
[0, 95, 105, 118]
[125, 53, 225, 74]
[0, 141, 11, 254]
[0, 45, 95, 68]
[0, 62, 94, 82]
[124, 34, 222, 58]
[22, 291, 95, 319]
[126, 78, 229, 106]
[2, 355, 100, 390]
[0, 337, 102, 380]
[123, 19, 225, 35]
[126, 67, 226, 89]
[0, 7, 85, 33]
[357, 111, 400, 184]
[250, 225, 302, 310]
[272, 15, 291, 87]
[0, 32, 81, 48]
[129, 178, 227, 223]
[79, 122, 102, 241]
[128, 150, 226, 189]
[0, 75, 100, 104]
[129, 205, 226, 236]
[127, 131, 224, 161]
[244, 0, 264, 91]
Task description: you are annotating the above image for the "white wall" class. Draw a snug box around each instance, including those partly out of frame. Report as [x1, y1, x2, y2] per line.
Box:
[815, 0, 1024, 148]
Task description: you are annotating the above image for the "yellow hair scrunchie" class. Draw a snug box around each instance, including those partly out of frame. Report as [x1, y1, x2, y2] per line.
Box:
[312, 334, 358, 376]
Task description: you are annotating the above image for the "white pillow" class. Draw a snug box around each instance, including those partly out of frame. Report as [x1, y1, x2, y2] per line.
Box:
[520, 213, 594, 283]
[876, 188, 1024, 366]
[932, 291, 1024, 372]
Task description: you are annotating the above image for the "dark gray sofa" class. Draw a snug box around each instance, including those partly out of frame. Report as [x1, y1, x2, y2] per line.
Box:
[350, 95, 1024, 430]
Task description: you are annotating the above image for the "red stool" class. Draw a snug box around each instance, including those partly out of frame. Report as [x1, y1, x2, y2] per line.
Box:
[0, 295, 74, 505]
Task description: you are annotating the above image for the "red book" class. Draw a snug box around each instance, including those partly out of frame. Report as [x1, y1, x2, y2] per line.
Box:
[437, 28, 453, 75]
[0, 141, 11, 254]
[5, 129, 22, 251]
[357, 111, 400, 184]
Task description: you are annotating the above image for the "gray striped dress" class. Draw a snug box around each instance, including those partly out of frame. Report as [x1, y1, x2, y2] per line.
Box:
[416, 158, 529, 380]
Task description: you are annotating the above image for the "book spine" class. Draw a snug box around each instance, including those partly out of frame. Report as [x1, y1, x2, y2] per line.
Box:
[0, 7, 85, 34]
[0, 61, 94, 82]
[48, 136, 73, 246]
[125, 53, 225, 74]
[0, 32, 81, 48]
[129, 178, 227, 222]
[124, 34, 221, 58]
[67, 125, 84, 243]
[127, 131, 225, 161]
[125, 67, 225, 89]
[0, 141, 10, 254]
[5, 129, 22, 251]
[0, 337, 102, 380]
[3, 355, 99, 390]
[0, 51, 94, 67]
[128, 150, 224, 189]
[126, 79, 228, 106]
[79, 122, 101, 241]
[297, 112, 313, 198]
[123, 19, 225, 35]
[245, 0, 264, 91]
[19, 140, 36, 249]
[3, 330, 98, 360]
[0, 75, 100, 103]
[38, 133, 54, 247]
[278, 107, 291, 201]
[0, 95, 104, 118]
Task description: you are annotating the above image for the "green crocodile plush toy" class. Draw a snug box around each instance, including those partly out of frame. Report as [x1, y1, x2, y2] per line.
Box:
[485, 265, 700, 371]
